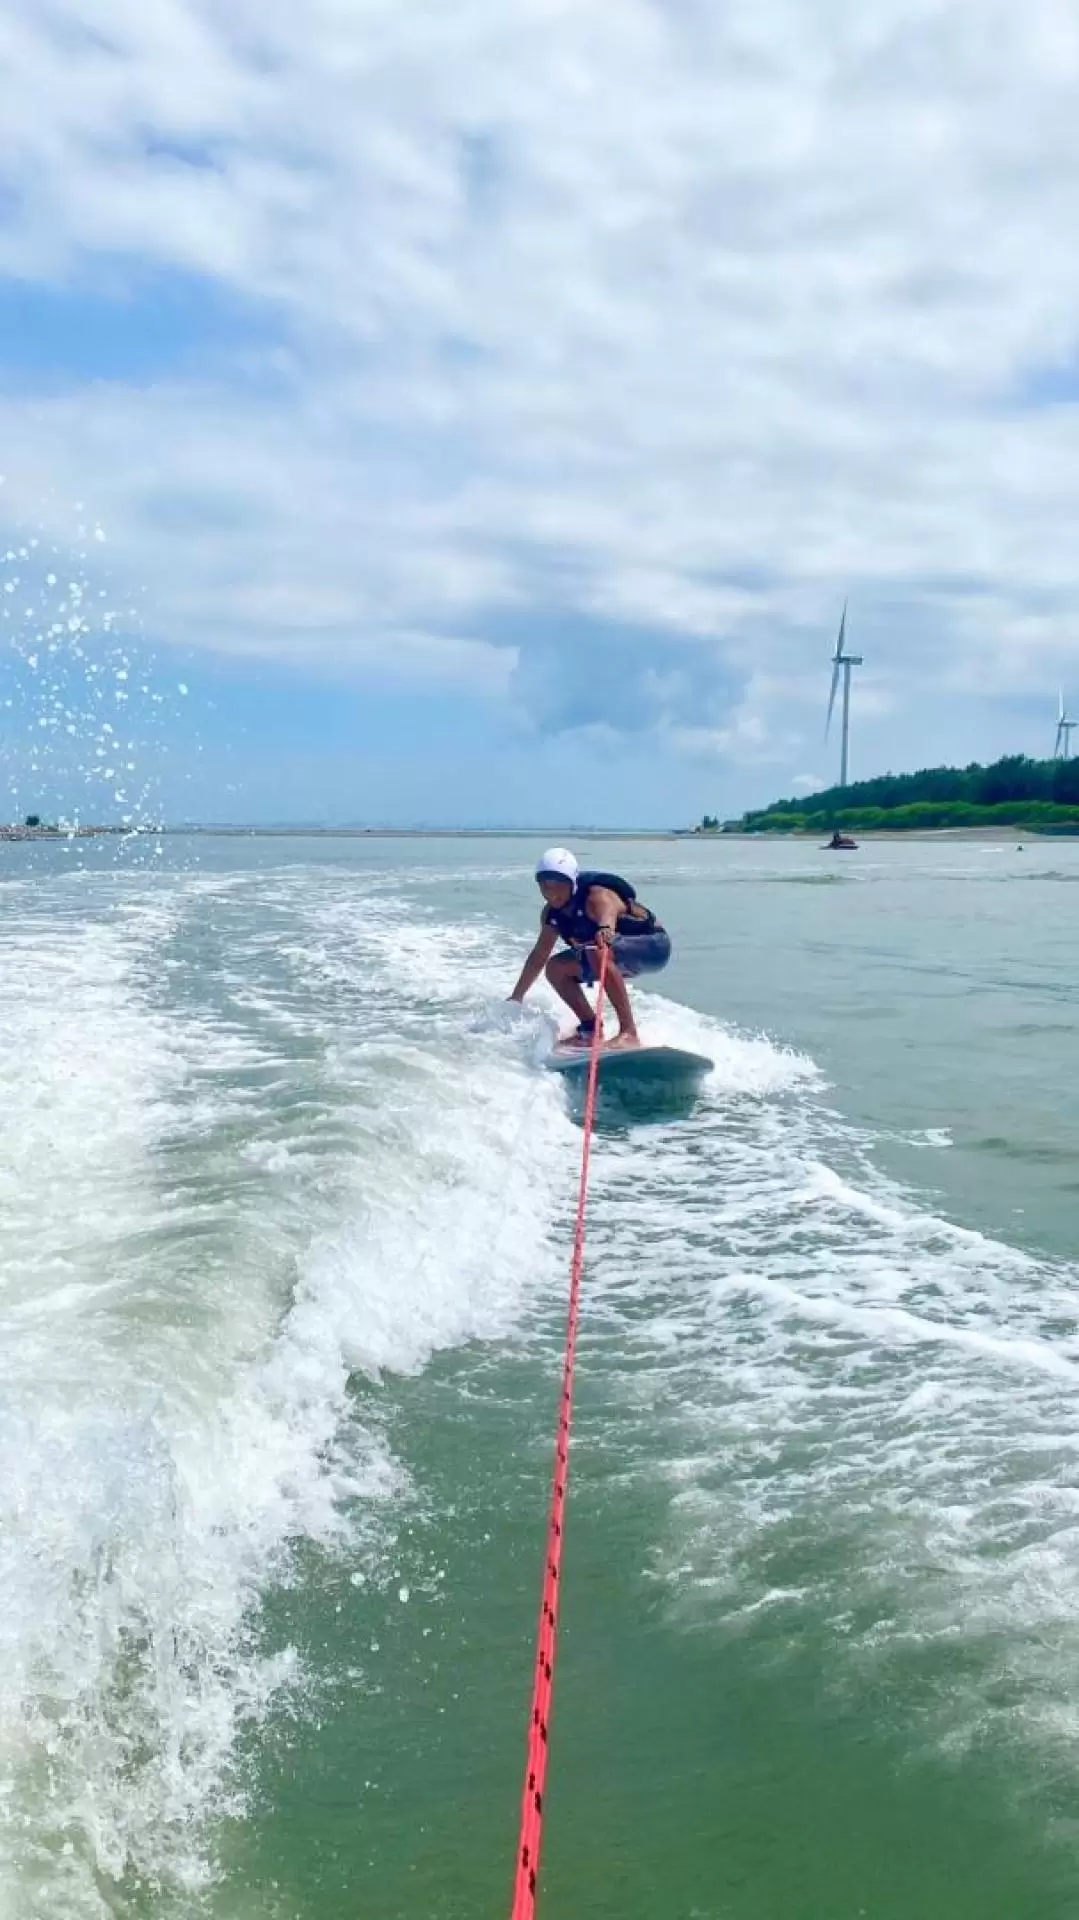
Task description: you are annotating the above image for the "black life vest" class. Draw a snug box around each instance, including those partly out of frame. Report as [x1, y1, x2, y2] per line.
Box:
[544, 869, 655, 945]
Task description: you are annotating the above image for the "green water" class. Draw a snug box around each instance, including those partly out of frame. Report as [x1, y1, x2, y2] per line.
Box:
[1, 834, 1078, 1917]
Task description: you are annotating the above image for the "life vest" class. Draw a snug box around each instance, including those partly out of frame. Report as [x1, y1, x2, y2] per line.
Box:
[544, 869, 656, 945]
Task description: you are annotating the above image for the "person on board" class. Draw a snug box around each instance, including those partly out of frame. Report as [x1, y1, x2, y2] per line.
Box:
[508, 848, 671, 1049]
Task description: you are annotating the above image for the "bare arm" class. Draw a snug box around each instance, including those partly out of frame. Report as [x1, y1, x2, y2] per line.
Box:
[509, 917, 559, 1002]
[584, 885, 625, 943]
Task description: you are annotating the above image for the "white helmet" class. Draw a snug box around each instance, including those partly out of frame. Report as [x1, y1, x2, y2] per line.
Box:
[535, 846, 578, 884]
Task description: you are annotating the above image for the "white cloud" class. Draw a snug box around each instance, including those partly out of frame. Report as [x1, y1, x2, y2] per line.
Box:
[3, 0, 1079, 761]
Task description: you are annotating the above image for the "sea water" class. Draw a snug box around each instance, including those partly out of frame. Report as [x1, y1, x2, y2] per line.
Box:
[1, 833, 1077, 1919]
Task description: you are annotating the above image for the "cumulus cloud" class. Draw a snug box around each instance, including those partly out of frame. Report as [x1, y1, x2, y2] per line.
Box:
[3, 0, 1079, 770]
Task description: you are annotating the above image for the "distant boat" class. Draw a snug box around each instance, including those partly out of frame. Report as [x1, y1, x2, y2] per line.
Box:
[823, 831, 858, 850]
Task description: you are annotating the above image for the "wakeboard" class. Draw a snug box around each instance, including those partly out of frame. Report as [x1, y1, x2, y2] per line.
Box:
[545, 1042, 712, 1088]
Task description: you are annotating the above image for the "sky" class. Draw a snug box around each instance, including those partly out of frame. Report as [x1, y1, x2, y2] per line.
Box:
[2, 0, 1079, 827]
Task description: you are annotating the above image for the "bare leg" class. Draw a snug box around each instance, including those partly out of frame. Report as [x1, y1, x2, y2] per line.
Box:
[545, 952, 599, 1033]
[594, 956, 639, 1044]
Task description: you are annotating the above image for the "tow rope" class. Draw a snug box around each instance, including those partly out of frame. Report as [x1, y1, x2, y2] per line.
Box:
[510, 946, 609, 1919]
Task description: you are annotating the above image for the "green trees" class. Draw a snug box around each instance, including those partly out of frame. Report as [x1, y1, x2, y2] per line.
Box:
[732, 757, 1079, 832]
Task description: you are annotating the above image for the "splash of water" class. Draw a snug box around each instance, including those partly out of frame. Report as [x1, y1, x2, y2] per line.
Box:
[0, 506, 187, 845]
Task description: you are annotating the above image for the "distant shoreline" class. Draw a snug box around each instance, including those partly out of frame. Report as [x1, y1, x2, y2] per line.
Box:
[698, 825, 1068, 842]
[0, 824, 679, 842]
[4, 823, 1073, 845]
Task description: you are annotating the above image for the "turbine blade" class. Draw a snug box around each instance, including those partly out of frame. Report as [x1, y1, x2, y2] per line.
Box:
[826, 659, 841, 736]
[1060, 689, 1066, 722]
[833, 601, 847, 663]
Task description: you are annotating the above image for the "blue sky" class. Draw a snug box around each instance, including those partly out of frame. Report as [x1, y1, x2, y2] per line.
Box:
[3, 0, 1079, 827]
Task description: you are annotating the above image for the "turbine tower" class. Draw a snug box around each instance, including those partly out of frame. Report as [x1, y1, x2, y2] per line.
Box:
[1054, 689, 1076, 760]
[825, 603, 863, 788]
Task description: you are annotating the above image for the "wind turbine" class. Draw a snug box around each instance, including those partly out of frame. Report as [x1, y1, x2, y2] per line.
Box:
[825, 603, 863, 788]
[1054, 689, 1076, 760]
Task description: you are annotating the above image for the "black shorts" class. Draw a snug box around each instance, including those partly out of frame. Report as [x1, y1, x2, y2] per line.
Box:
[574, 928, 671, 985]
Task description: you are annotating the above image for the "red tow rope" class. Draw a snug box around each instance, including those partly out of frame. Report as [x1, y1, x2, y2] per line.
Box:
[510, 946, 609, 1920]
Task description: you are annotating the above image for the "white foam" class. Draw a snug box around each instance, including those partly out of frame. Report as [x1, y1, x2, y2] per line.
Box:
[568, 1037, 1079, 1776]
[630, 987, 819, 1099]
[0, 867, 579, 1911]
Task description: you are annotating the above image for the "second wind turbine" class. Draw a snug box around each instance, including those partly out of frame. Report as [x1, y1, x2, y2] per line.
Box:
[826, 604, 863, 789]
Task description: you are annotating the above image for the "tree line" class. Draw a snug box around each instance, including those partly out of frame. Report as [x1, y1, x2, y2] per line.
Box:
[708, 755, 1079, 833]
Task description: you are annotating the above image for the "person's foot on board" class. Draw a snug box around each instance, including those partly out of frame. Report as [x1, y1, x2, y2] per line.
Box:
[561, 1024, 598, 1050]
